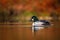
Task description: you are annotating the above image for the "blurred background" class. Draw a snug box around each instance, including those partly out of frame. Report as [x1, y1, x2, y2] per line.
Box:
[0, 0, 60, 23]
[0, 0, 60, 40]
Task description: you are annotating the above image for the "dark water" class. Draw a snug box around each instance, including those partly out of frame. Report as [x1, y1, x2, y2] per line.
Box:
[0, 21, 60, 40]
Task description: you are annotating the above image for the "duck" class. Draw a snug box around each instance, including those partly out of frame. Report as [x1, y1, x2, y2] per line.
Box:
[30, 16, 51, 32]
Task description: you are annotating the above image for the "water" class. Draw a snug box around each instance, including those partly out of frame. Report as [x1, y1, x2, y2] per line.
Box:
[0, 20, 60, 40]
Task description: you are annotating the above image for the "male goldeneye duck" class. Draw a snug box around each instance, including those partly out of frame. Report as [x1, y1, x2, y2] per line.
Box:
[31, 16, 51, 32]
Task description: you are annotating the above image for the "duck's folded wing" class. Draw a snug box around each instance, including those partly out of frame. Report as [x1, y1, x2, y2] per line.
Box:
[40, 20, 51, 25]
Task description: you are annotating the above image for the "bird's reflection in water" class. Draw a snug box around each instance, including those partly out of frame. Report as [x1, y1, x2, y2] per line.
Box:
[32, 27, 44, 34]
[34, 27, 44, 31]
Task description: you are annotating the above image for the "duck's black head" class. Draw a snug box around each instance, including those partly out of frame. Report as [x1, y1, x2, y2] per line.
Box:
[31, 16, 39, 22]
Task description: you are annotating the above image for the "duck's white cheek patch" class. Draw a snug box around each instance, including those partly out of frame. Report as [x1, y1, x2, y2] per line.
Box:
[32, 19, 34, 21]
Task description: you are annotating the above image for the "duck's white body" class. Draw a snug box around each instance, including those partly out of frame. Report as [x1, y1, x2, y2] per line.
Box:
[32, 21, 45, 27]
